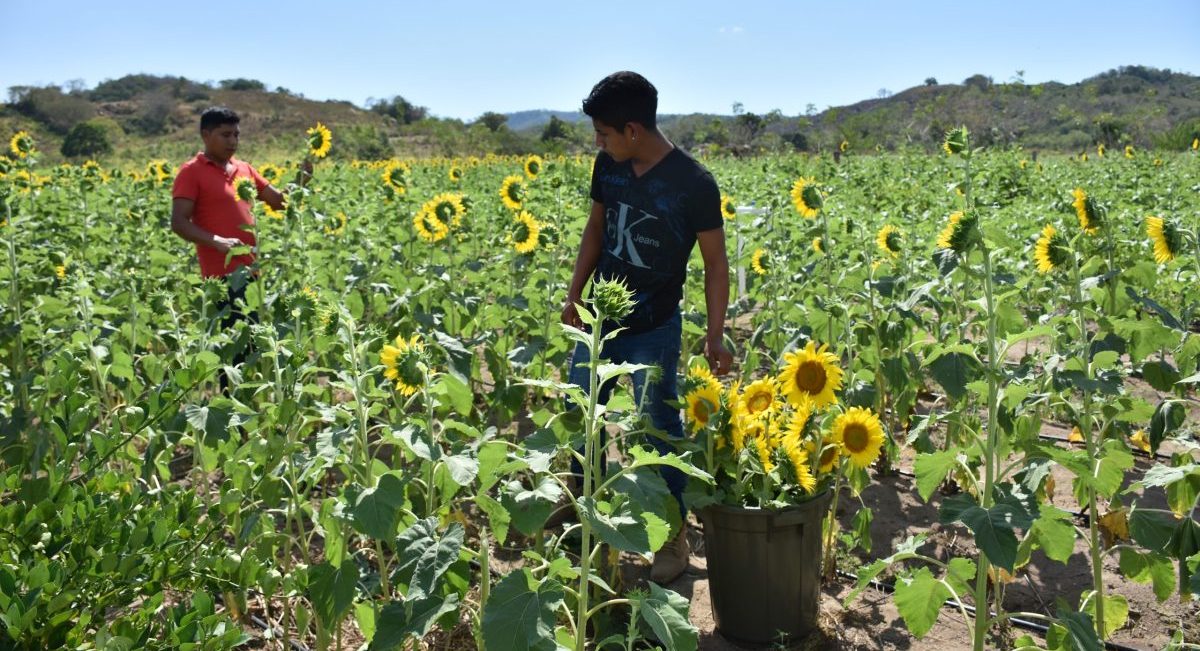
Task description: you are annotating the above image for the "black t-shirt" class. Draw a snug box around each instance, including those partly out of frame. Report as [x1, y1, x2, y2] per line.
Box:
[589, 147, 723, 334]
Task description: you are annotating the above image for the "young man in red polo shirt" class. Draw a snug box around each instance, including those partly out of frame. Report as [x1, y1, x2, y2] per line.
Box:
[170, 106, 293, 388]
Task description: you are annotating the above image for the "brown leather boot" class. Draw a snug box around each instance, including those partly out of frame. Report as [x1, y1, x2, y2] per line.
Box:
[650, 527, 690, 584]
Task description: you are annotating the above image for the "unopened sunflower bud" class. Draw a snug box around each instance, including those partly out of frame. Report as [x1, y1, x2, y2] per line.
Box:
[591, 277, 635, 321]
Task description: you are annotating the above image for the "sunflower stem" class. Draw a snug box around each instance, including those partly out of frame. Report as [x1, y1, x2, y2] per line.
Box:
[1070, 241, 1106, 639]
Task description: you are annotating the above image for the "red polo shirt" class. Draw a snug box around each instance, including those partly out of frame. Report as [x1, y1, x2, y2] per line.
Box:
[172, 152, 267, 278]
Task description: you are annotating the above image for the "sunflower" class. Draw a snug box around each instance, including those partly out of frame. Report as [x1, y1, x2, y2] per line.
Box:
[148, 160, 172, 183]
[942, 126, 968, 155]
[499, 175, 526, 211]
[55, 264, 66, 279]
[790, 178, 822, 218]
[263, 202, 286, 220]
[720, 194, 737, 220]
[1034, 224, 1070, 274]
[307, 122, 332, 159]
[380, 334, 425, 396]
[510, 211, 541, 254]
[750, 248, 771, 275]
[784, 398, 814, 441]
[811, 433, 841, 473]
[423, 193, 466, 229]
[1145, 215, 1181, 264]
[1193, 138, 1199, 151]
[9, 131, 34, 159]
[875, 224, 902, 258]
[740, 378, 779, 418]
[687, 362, 722, 395]
[233, 176, 256, 202]
[833, 407, 885, 469]
[779, 341, 843, 409]
[936, 211, 977, 253]
[382, 160, 410, 194]
[413, 209, 449, 243]
[1096, 143, 1106, 157]
[524, 154, 543, 179]
[1124, 145, 1134, 159]
[685, 383, 722, 432]
[726, 381, 745, 451]
[812, 237, 823, 255]
[839, 139, 849, 153]
[324, 211, 348, 236]
[781, 435, 817, 493]
[448, 165, 464, 183]
[259, 163, 285, 186]
[1071, 188, 1101, 234]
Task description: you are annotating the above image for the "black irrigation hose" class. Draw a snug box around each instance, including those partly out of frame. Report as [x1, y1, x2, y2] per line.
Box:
[835, 569, 1144, 651]
[248, 613, 311, 651]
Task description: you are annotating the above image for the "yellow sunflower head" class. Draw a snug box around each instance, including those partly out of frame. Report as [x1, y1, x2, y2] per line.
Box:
[750, 247, 771, 276]
[812, 236, 824, 255]
[55, 264, 66, 279]
[233, 176, 256, 202]
[499, 175, 526, 211]
[1124, 145, 1134, 159]
[1097, 143, 1105, 157]
[524, 154, 543, 179]
[380, 334, 425, 396]
[875, 224, 902, 258]
[413, 208, 449, 243]
[510, 210, 541, 254]
[790, 177, 823, 218]
[721, 194, 737, 220]
[685, 383, 722, 432]
[839, 139, 849, 153]
[686, 362, 722, 395]
[263, 201, 286, 220]
[448, 166, 464, 182]
[259, 163, 285, 186]
[810, 432, 842, 474]
[382, 160, 410, 193]
[424, 193, 466, 229]
[1034, 224, 1070, 274]
[781, 435, 817, 494]
[1071, 188, 1102, 234]
[942, 126, 969, 156]
[784, 398, 814, 441]
[935, 211, 978, 253]
[147, 160, 173, 183]
[740, 378, 779, 418]
[1145, 215, 1182, 264]
[324, 211, 348, 236]
[307, 122, 332, 159]
[832, 406, 885, 469]
[9, 131, 35, 159]
[778, 341, 843, 409]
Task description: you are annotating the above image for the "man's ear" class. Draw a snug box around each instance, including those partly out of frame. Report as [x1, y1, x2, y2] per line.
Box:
[624, 122, 641, 141]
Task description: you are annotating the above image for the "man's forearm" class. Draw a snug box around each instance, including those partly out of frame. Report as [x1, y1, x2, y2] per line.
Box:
[171, 216, 224, 249]
[704, 262, 729, 339]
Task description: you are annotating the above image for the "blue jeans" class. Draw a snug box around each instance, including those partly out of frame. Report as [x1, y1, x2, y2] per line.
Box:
[567, 310, 687, 521]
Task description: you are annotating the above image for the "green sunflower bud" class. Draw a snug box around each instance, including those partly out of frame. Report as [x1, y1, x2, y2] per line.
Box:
[591, 277, 635, 321]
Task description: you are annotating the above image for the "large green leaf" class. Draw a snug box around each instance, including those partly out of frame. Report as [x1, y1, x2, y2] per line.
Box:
[394, 518, 464, 602]
[1128, 505, 1177, 553]
[1079, 591, 1128, 639]
[578, 497, 655, 554]
[893, 567, 950, 638]
[1021, 505, 1076, 565]
[635, 583, 698, 651]
[369, 594, 461, 650]
[625, 445, 713, 482]
[475, 494, 512, 545]
[501, 476, 562, 537]
[1117, 548, 1175, 601]
[308, 561, 359, 630]
[913, 449, 958, 502]
[1055, 606, 1103, 651]
[481, 569, 564, 651]
[940, 495, 1022, 572]
[350, 473, 409, 540]
[1149, 399, 1186, 453]
[927, 352, 980, 401]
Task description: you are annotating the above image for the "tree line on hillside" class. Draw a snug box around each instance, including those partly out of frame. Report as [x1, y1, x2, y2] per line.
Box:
[3, 67, 1198, 162]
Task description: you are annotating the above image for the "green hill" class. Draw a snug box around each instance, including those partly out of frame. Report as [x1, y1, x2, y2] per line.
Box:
[2, 66, 1197, 166]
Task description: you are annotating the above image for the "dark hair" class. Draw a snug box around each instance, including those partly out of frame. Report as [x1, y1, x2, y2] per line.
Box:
[200, 106, 240, 132]
[582, 71, 657, 130]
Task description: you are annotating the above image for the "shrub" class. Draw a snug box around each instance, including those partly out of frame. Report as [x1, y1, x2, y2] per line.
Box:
[61, 119, 113, 157]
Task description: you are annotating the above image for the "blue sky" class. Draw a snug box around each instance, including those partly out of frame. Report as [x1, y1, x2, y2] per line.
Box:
[3, 0, 1196, 121]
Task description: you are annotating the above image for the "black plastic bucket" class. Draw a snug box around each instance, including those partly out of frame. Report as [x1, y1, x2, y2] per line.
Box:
[699, 491, 832, 646]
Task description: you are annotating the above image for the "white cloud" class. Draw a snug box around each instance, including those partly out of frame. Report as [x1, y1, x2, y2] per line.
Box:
[718, 25, 744, 34]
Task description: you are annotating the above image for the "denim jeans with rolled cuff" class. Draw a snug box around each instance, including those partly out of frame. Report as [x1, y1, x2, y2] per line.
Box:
[566, 309, 687, 521]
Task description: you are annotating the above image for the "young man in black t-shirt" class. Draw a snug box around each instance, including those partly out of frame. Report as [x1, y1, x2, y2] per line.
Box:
[561, 71, 732, 584]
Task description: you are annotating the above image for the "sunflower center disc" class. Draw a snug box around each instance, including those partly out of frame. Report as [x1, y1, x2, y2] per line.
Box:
[795, 361, 827, 394]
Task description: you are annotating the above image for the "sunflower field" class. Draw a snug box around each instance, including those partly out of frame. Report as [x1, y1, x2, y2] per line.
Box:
[1, 127, 1199, 651]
